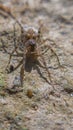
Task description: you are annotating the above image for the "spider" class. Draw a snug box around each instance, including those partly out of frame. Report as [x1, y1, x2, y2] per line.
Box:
[1, 23, 61, 87]
[0, 5, 62, 87]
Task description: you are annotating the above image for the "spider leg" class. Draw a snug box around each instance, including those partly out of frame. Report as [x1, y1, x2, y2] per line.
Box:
[6, 49, 16, 69]
[28, 48, 49, 58]
[6, 48, 23, 69]
[39, 55, 56, 89]
[20, 65, 24, 87]
[36, 60, 45, 68]
[13, 59, 23, 71]
[47, 44, 61, 67]
[37, 42, 61, 67]
[35, 65, 51, 84]
[43, 38, 57, 46]
[1, 39, 16, 70]
[7, 59, 23, 73]
[1, 38, 9, 53]
[1, 39, 23, 56]
[36, 44, 55, 86]
[44, 38, 63, 67]
[1, 23, 23, 70]
[41, 55, 52, 83]
[35, 47, 52, 83]
[37, 47, 49, 56]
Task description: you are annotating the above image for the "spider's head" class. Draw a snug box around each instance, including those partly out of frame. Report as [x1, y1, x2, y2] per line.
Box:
[23, 25, 39, 40]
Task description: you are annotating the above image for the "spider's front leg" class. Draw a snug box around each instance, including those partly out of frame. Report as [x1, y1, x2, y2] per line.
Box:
[44, 38, 65, 69]
[38, 38, 61, 67]
[47, 44, 61, 67]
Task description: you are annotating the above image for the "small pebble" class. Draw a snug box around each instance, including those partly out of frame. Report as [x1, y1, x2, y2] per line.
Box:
[31, 103, 38, 110]
[71, 93, 73, 97]
[13, 76, 21, 87]
[26, 89, 33, 98]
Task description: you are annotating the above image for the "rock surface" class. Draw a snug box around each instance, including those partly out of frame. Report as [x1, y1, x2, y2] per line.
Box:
[0, 0, 73, 130]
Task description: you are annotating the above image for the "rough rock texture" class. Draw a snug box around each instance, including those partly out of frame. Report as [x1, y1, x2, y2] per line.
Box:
[0, 0, 73, 130]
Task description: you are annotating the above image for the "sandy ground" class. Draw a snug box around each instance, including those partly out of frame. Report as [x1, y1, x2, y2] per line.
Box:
[0, 0, 73, 130]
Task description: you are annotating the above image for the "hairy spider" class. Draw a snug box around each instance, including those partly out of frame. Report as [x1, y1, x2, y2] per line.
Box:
[0, 5, 62, 87]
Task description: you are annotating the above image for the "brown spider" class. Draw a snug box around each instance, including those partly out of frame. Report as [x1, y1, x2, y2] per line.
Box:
[0, 5, 62, 87]
[1, 24, 61, 87]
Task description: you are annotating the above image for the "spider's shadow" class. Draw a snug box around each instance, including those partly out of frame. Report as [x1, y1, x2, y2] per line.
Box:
[24, 58, 50, 84]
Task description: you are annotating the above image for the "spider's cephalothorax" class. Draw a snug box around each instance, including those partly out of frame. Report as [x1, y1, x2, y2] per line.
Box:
[21, 26, 39, 44]
[25, 39, 37, 53]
